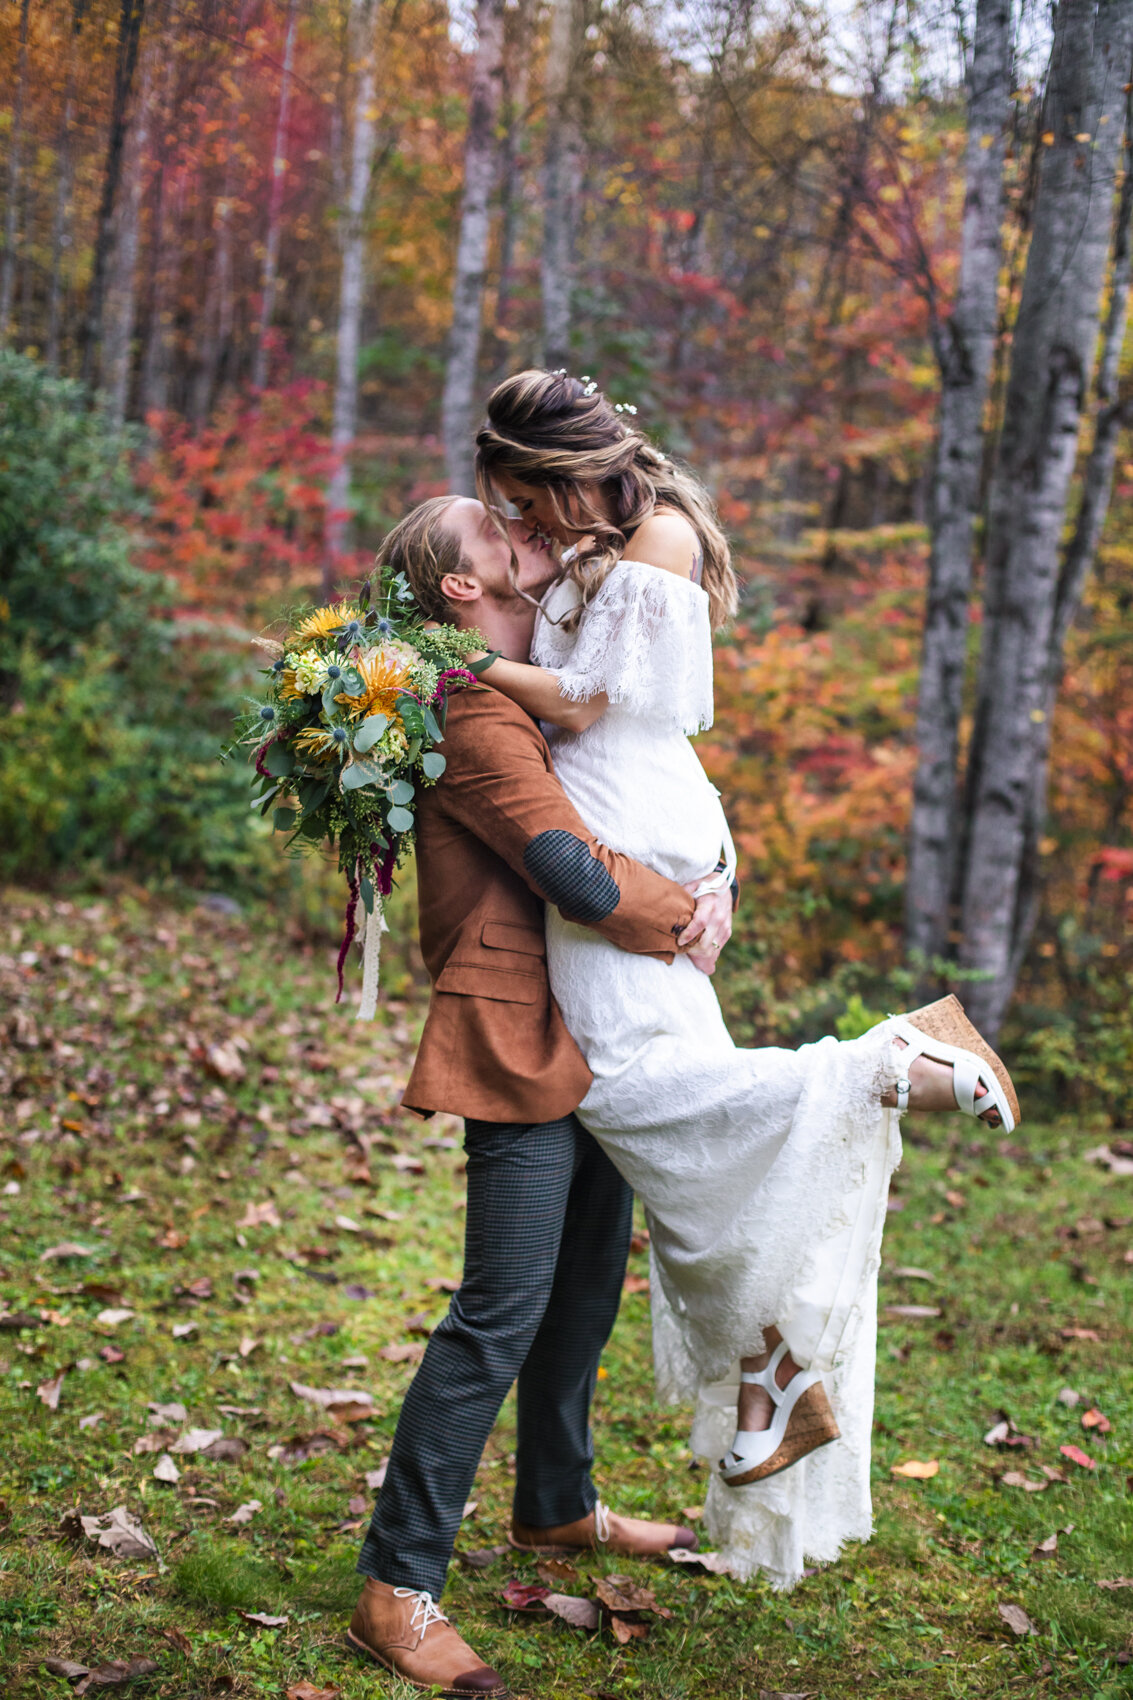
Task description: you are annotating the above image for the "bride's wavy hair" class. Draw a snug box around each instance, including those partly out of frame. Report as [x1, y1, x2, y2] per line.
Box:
[474, 369, 738, 632]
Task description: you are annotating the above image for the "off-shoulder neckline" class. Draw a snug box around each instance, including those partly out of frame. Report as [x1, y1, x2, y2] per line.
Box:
[543, 557, 708, 604]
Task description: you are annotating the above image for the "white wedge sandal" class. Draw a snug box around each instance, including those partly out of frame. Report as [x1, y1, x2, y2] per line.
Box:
[889, 994, 1020, 1134]
[719, 1340, 841, 1487]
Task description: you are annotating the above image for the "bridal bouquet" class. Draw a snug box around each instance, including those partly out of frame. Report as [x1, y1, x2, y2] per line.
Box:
[232, 569, 484, 1017]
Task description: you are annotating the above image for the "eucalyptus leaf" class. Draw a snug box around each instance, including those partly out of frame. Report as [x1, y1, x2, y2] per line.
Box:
[342, 757, 384, 792]
[387, 805, 415, 834]
[387, 778, 415, 806]
[338, 665, 365, 696]
[359, 875, 374, 914]
[421, 751, 446, 780]
[421, 706, 442, 744]
[273, 809, 294, 833]
[405, 737, 422, 764]
[263, 740, 295, 778]
[353, 714, 388, 754]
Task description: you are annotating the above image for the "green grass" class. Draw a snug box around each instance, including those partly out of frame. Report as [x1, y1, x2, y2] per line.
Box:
[1, 886, 1131, 1697]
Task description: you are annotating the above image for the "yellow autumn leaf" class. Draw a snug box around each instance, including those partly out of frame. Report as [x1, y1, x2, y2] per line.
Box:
[891, 1458, 939, 1479]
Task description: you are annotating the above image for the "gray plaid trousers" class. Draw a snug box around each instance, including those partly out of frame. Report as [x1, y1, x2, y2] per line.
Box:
[356, 1112, 633, 1598]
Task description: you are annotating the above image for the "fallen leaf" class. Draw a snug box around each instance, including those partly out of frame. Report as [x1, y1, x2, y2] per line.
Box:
[270, 1430, 348, 1464]
[623, 1274, 650, 1294]
[546, 1592, 601, 1629]
[944, 1190, 966, 1209]
[609, 1614, 648, 1643]
[1060, 1327, 1101, 1342]
[892, 1266, 934, 1281]
[152, 1454, 181, 1484]
[390, 1153, 425, 1174]
[149, 1401, 188, 1426]
[999, 1471, 1047, 1491]
[459, 1546, 508, 1569]
[997, 1601, 1035, 1636]
[204, 1040, 246, 1082]
[758, 1692, 814, 1700]
[133, 1432, 172, 1455]
[1059, 1443, 1097, 1470]
[1081, 1407, 1112, 1434]
[37, 1369, 68, 1410]
[667, 1547, 730, 1572]
[1057, 1387, 1081, 1407]
[425, 1276, 461, 1292]
[79, 1505, 157, 1560]
[171, 1323, 197, 1339]
[238, 1199, 281, 1230]
[501, 1580, 550, 1612]
[238, 1335, 261, 1359]
[1040, 1464, 1069, 1484]
[379, 1343, 424, 1364]
[162, 1627, 192, 1655]
[883, 1305, 942, 1319]
[44, 1659, 90, 1680]
[75, 1659, 159, 1693]
[463, 1499, 479, 1517]
[78, 1412, 104, 1431]
[595, 1575, 666, 1614]
[238, 1610, 289, 1628]
[98, 1344, 124, 1364]
[285, 1685, 341, 1700]
[537, 1558, 580, 1585]
[227, 1500, 262, 1524]
[983, 1414, 1035, 1449]
[334, 1214, 362, 1232]
[39, 1243, 94, 1261]
[170, 1427, 224, 1454]
[202, 1436, 248, 1461]
[1031, 1532, 1058, 1558]
[217, 1404, 262, 1417]
[289, 1381, 374, 1414]
[365, 1462, 389, 1491]
[343, 1283, 375, 1300]
[95, 1308, 135, 1328]
[1097, 1577, 1133, 1590]
[890, 1459, 939, 1479]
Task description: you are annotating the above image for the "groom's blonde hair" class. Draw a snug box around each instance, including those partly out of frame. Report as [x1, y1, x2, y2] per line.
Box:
[373, 496, 466, 622]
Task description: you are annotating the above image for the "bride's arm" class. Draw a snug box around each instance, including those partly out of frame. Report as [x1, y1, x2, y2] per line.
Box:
[464, 654, 609, 733]
[469, 514, 701, 731]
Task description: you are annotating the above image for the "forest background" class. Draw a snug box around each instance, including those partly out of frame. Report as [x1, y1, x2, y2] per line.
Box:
[1, 0, 1132, 1122]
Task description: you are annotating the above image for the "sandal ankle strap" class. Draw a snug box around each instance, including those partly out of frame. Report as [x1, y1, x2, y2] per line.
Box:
[738, 1338, 791, 1399]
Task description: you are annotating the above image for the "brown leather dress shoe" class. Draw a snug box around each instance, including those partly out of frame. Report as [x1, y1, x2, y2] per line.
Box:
[509, 1497, 697, 1557]
[346, 1578, 509, 1698]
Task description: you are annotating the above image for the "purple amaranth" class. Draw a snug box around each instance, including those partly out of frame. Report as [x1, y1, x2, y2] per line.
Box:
[335, 867, 360, 1004]
[432, 667, 479, 704]
[368, 840, 397, 898]
[254, 738, 276, 779]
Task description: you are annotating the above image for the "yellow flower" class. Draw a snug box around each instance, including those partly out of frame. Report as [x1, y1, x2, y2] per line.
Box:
[294, 723, 352, 763]
[293, 602, 362, 642]
[339, 647, 412, 724]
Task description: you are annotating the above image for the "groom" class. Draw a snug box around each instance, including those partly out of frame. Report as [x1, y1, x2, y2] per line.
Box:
[347, 497, 733, 1697]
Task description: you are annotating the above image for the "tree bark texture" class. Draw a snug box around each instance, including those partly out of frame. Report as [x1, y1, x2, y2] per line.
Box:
[541, 0, 584, 371]
[325, 0, 382, 592]
[905, 0, 1013, 971]
[0, 0, 34, 341]
[1007, 79, 1133, 988]
[102, 14, 162, 425]
[46, 0, 87, 372]
[252, 0, 299, 391]
[81, 0, 147, 385]
[958, 0, 1133, 1036]
[441, 0, 506, 495]
[492, 0, 533, 373]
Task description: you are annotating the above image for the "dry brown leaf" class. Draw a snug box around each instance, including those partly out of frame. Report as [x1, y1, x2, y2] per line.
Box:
[79, 1506, 157, 1560]
[609, 1614, 648, 1644]
[238, 1199, 281, 1230]
[284, 1685, 341, 1700]
[37, 1369, 68, 1411]
[1031, 1532, 1058, 1558]
[238, 1610, 289, 1628]
[890, 1458, 939, 1479]
[537, 1558, 581, 1585]
[204, 1040, 246, 1082]
[202, 1436, 248, 1461]
[997, 1601, 1035, 1636]
[892, 1266, 934, 1281]
[95, 1308, 134, 1328]
[149, 1401, 188, 1425]
[883, 1304, 942, 1319]
[162, 1627, 192, 1656]
[1081, 1407, 1112, 1433]
[379, 1343, 425, 1364]
[1059, 1443, 1097, 1470]
[425, 1276, 461, 1292]
[238, 1334, 261, 1359]
[1060, 1327, 1101, 1342]
[152, 1454, 180, 1484]
[1097, 1577, 1133, 1591]
[39, 1242, 94, 1261]
[170, 1427, 224, 1455]
[545, 1592, 601, 1629]
[227, 1500, 262, 1524]
[623, 1274, 650, 1294]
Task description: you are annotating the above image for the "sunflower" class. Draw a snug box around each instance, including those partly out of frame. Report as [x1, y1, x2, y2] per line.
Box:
[294, 723, 353, 763]
[338, 647, 412, 724]
[293, 602, 362, 643]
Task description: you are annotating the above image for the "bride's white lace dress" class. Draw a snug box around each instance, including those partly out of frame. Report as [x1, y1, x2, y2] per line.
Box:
[531, 559, 903, 1589]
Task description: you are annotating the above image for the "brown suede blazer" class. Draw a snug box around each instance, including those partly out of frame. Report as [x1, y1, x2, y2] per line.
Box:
[402, 687, 696, 1124]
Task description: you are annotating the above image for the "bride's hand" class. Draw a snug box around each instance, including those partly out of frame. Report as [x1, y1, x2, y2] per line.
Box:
[677, 885, 733, 975]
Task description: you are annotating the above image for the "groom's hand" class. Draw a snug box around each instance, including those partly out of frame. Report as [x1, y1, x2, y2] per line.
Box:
[676, 885, 733, 975]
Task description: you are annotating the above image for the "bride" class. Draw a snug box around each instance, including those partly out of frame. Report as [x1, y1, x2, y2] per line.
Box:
[461, 368, 1018, 1588]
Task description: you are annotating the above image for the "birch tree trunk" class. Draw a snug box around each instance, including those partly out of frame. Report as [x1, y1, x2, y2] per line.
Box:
[1007, 80, 1133, 987]
[492, 0, 533, 374]
[440, 0, 505, 495]
[252, 0, 299, 391]
[0, 0, 34, 342]
[957, 0, 1133, 1037]
[904, 0, 1013, 971]
[324, 0, 382, 595]
[81, 0, 147, 386]
[139, 157, 181, 414]
[541, 0, 584, 370]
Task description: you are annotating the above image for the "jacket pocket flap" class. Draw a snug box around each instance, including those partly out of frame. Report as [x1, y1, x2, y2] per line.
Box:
[481, 921, 545, 956]
[435, 962, 541, 1004]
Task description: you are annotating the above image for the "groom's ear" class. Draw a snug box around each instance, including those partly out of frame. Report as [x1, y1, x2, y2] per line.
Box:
[439, 571, 483, 607]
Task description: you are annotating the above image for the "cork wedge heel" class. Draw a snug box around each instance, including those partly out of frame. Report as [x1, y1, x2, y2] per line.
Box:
[891, 993, 1020, 1134]
[720, 1341, 841, 1488]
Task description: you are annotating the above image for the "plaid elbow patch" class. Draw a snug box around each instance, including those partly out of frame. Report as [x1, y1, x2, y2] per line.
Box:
[524, 830, 621, 922]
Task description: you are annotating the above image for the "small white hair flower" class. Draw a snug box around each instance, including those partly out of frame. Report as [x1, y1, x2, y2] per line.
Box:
[614, 403, 638, 415]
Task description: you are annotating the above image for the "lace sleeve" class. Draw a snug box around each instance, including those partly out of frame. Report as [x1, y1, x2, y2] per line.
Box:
[551, 562, 715, 733]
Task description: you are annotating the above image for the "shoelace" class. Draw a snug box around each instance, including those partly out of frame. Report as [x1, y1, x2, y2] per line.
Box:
[394, 1587, 448, 1637]
[594, 1499, 612, 1544]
